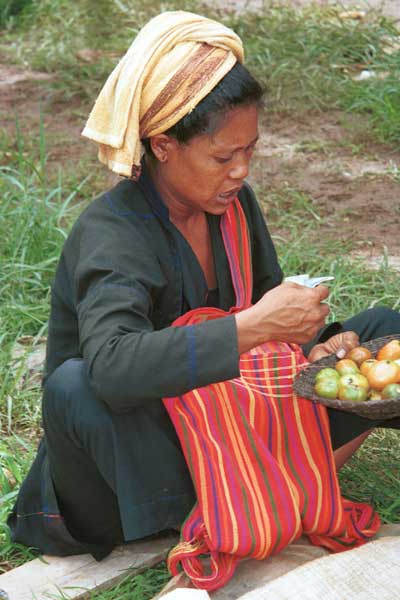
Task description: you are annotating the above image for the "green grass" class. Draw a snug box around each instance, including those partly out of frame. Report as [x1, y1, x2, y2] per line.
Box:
[0, 125, 89, 372]
[88, 563, 170, 600]
[339, 429, 400, 523]
[0, 0, 196, 100]
[0, 435, 39, 571]
[227, 5, 400, 146]
[0, 126, 93, 572]
[1, 1, 400, 597]
[1, 1, 399, 144]
[0, 0, 32, 27]
[259, 185, 400, 322]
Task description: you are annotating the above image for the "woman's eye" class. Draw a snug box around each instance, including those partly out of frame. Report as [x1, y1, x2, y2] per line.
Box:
[215, 156, 232, 164]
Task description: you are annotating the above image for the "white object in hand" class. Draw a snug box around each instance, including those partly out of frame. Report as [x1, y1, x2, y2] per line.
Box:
[285, 274, 335, 288]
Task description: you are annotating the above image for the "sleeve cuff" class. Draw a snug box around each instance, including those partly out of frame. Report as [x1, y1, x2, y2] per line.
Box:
[189, 315, 240, 390]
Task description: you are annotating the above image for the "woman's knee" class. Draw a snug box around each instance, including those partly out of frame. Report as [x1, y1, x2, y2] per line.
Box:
[43, 358, 111, 439]
[43, 359, 88, 416]
[343, 306, 400, 342]
[366, 306, 400, 329]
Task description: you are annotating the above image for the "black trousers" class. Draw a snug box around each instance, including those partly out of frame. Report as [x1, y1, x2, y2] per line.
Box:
[10, 307, 400, 558]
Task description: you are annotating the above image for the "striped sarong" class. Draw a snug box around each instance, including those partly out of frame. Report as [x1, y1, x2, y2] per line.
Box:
[163, 199, 380, 591]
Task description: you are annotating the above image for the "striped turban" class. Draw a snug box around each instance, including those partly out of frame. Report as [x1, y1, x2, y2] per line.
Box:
[82, 11, 244, 178]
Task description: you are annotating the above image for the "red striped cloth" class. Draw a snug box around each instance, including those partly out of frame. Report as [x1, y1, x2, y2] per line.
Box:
[163, 199, 380, 591]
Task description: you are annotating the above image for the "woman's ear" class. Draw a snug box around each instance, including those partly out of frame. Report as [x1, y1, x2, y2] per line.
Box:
[149, 134, 178, 163]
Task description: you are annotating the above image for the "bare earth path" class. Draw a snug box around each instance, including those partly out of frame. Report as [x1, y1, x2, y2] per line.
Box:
[212, 0, 400, 20]
[251, 110, 400, 267]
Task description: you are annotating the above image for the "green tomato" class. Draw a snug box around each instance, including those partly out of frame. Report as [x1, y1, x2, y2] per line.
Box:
[339, 373, 369, 390]
[314, 378, 339, 399]
[338, 384, 368, 402]
[381, 383, 400, 399]
[315, 368, 340, 383]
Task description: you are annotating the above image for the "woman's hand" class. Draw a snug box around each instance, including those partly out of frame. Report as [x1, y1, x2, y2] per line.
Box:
[235, 282, 330, 354]
[308, 331, 360, 362]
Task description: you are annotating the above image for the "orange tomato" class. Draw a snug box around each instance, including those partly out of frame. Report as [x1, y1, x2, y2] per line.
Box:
[360, 359, 378, 377]
[376, 339, 400, 361]
[335, 359, 359, 376]
[366, 360, 400, 391]
[345, 346, 372, 366]
[395, 359, 400, 381]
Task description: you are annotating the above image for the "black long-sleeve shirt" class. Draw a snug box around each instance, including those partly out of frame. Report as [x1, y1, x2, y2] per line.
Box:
[44, 167, 283, 413]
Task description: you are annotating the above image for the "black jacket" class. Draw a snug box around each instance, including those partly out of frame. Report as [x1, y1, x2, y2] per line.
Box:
[45, 169, 283, 413]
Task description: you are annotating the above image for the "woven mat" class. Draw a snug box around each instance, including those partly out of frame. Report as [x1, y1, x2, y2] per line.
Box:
[156, 526, 400, 599]
[240, 536, 400, 600]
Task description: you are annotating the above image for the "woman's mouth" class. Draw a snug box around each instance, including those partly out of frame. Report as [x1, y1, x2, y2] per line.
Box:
[217, 188, 241, 203]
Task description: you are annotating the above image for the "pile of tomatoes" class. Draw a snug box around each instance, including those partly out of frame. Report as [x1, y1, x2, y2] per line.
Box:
[314, 339, 400, 402]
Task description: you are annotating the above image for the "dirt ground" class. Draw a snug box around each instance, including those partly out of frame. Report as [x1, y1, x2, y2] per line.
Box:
[1, 48, 400, 268]
[211, 0, 400, 20]
[252, 110, 400, 264]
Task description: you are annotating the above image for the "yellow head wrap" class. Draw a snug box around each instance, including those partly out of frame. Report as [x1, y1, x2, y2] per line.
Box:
[81, 11, 244, 178]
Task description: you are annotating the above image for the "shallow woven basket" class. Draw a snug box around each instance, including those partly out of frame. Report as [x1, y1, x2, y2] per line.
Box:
[294, 335, 400, 420]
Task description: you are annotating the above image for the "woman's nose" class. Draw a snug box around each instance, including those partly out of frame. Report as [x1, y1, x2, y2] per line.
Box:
[229, 153, 250, 180]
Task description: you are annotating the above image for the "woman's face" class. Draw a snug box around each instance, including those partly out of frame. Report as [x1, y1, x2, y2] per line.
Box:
[151, 104, 259, 217]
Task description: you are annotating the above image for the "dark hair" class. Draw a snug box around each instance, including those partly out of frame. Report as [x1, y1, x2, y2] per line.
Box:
[142, 61, 264, 155]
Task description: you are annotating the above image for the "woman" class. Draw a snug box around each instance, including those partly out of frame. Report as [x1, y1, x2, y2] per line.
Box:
[8, 10, 400, 562]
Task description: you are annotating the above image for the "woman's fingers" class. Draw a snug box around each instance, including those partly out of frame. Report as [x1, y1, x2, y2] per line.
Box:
[308, 344, 330, 362]
[334, 331, 360, 358]
[236, 283, 333, 352]
[252, 282, 331, 344]
[309, 331, 361, 362]
[314, 284, 330, 302]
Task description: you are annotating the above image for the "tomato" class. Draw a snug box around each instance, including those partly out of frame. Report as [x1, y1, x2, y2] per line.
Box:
[381, 383, 400, 399]
[314, 378, 339, 399]
[345, 346, 372, 366]
[394, 359, 400, 380]
[377, 339, 400, 361]
[315, 368, 340, 382]
[366, 360, 400, 391]
[360, 359, 378, 377]
[335, 359, 359, 376]
[338, 384, 368, 402]
[339, 373, 369, 390]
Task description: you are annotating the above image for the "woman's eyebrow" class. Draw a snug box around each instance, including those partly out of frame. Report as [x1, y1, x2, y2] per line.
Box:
[246, 134, 259, 148]
[213, 134, 260, 153]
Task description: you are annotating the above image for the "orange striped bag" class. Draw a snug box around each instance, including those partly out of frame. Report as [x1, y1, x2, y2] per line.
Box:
[163, 199, 380, 591]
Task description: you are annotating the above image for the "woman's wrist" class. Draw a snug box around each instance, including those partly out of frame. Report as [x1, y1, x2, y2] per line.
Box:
[235, 306, 269, 354]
